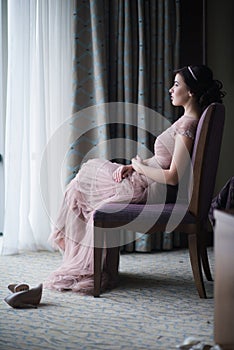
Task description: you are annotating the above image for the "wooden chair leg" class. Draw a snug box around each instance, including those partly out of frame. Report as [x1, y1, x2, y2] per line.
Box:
[105, 229, 120, 280]
[188, 234, 207, 298]
[93, 227, 104, 297]
[105, 247, 120, 281]
[200, 243, 213, 281]
[94, 246, 103, 297]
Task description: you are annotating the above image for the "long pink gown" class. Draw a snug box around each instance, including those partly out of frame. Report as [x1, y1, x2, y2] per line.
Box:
[45, 115, 198, 294]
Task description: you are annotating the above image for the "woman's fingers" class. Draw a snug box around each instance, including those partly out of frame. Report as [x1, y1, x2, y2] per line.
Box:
[113, 165, 134, 182]
[113, 166, 124, 182]
[136, 155, 143, 163]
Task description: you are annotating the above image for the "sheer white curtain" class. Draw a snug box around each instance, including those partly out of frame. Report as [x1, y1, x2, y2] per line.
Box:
[1, 0, 75, 254]
[0, 0, 7, 236]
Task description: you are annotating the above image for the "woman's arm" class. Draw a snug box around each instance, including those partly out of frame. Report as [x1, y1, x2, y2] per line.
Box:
[131, 134, 194, 186]
[142, 157, 156, 166]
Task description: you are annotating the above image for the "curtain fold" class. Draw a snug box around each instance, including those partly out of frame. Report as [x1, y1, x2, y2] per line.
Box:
[71, 0, 180, 156]
[0, 0, 7, 236]
[1, 0, 75, 254]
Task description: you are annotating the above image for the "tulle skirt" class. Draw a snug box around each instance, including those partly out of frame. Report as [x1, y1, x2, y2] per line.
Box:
[44, 158, 149, 294]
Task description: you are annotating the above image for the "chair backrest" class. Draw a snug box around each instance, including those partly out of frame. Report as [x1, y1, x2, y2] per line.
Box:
[189, 103, 225, 220]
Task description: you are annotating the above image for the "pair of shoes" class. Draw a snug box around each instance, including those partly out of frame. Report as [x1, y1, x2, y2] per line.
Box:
[4, 283, 43, 309]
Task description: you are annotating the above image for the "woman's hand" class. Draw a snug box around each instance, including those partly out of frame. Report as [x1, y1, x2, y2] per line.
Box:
[112, 164, 133, 183]
[131, 155, 144, 174]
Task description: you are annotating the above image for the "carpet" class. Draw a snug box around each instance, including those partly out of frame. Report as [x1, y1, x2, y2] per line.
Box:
[0, 248, 215, 350]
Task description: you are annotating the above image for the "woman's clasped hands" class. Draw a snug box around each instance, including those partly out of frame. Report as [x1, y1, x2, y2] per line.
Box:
[113, 155, 144, 183]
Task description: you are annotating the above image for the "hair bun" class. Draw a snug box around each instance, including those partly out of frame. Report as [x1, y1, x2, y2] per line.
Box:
[199, 79, 226, 110]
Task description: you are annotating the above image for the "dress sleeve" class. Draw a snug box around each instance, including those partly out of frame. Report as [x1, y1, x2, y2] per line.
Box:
[171, 118, 198, 140]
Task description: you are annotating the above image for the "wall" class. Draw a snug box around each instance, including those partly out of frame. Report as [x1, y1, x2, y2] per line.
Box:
[180, 0, 204, 66]
[207, 0, 234, 192]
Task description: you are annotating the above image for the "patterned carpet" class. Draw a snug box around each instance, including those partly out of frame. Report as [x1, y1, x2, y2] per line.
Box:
[0, 248, 215, 350]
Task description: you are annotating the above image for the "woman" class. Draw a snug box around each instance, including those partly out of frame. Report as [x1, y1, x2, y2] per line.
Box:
[45, 65, 225, 294]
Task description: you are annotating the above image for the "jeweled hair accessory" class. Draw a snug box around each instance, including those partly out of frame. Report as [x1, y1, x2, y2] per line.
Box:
[188, 66, 198, 81]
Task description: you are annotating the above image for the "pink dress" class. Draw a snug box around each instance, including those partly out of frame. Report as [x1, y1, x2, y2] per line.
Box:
[45, 115, 198, 294]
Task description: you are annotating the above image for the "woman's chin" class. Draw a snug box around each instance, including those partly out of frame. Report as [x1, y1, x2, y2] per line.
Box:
[171, 100, 180, 107]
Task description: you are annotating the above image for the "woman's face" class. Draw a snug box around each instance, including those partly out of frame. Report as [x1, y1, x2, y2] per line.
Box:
[169, 73, 191, 107]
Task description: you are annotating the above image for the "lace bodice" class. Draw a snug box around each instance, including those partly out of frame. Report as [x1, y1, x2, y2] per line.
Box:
[154, 115, 199, 169]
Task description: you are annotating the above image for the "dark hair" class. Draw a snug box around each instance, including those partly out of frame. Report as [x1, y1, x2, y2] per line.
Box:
[174, 65, 226, 111]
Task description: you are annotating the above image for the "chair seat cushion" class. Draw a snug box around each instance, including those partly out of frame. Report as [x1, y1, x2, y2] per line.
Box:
[94, 202, 197, 232]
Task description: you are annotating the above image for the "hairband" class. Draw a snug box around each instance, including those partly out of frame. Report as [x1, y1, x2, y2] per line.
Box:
[188, 66, 198, 81]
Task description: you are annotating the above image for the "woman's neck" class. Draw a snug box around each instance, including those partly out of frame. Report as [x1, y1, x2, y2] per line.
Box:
[183, 102, 201, 119]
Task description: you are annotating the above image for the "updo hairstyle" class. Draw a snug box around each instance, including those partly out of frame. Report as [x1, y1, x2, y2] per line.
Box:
[175, 65, 226, 111]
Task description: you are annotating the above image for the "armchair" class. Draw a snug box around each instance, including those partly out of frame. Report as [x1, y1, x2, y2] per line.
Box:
[93, 103, 225, 298]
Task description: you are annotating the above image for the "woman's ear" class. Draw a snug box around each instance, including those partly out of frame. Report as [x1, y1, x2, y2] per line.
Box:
[188, 91, 193, 97]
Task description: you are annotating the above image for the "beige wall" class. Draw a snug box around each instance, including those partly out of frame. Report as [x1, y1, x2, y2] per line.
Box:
[207, 0, 234, 193]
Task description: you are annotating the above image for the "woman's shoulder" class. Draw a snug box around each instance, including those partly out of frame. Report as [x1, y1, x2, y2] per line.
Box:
[173, 114, 199, 129]
[171, 115, 199, 139]
[174, 114, 199, 124]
